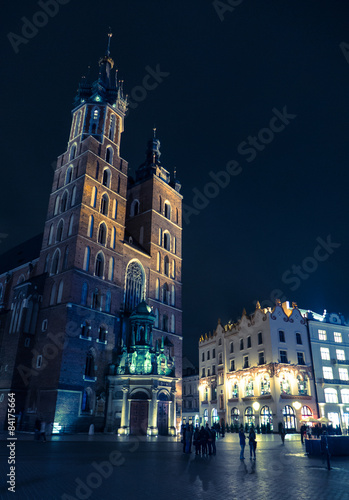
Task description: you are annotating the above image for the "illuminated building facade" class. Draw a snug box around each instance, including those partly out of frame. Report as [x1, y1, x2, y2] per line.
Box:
[306, 311, 349, 432]
[0, 37, 183, 435]
[182, 357, 199, 427]
[198, 302, 317, 432]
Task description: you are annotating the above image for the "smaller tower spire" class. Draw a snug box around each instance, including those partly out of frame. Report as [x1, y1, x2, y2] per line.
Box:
[106, 30, 112, 57]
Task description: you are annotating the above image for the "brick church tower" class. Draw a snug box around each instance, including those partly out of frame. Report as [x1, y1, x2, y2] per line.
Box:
[0, 35, 182, 434]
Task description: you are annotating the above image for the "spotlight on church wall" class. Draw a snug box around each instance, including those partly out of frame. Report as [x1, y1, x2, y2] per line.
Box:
[252, 402, 260, 411]
[293, 401, 301, 410]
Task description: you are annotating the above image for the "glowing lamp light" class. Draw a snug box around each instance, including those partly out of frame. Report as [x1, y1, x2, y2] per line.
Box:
[53, 422, 61, 434]
[252, 402, 260, 411]
[293, 401, 302, 410]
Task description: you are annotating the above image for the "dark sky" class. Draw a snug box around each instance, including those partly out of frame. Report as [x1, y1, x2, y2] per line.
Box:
[2, 0, 349, 364]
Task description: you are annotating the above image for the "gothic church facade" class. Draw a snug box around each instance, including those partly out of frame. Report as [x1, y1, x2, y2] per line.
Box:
[0, 37, 182, 435]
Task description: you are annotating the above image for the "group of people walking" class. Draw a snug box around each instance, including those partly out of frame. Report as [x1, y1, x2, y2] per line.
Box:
[182, 423, 217, 455]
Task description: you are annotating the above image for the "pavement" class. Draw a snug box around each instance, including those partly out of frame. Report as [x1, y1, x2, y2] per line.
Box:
[1, 432, 349, 500]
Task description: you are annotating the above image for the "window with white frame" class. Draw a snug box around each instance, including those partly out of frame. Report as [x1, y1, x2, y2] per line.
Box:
[279, 330, 285, 342]
[320, 347, 330, 360]
[324, 388, 338, 403]
[336, 349, 345, 361]
[323, 366, 333, 379]
[341, 389, 349, 404]
[334, 331, 342, 343]
[339, 368, 348, 381]
[318, 329, 327, 341]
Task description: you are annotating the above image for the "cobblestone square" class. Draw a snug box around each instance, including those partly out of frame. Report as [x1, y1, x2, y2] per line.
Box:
[1, 433, 349, 500]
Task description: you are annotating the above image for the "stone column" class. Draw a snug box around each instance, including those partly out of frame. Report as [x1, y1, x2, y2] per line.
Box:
[147, 388, 158, 436]
[169, 390, 177, 436]
[119, 387, 130, 435]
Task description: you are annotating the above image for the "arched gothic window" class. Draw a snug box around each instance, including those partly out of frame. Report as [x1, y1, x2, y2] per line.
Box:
[106, 146, 114, 164]
[48, 224, 53, 245]
[95, 252, 104, 278]
[57, 280, 64, 304]
[100, 194, 109, 216]
[102, 168, 111, 188]
[56, 220, 64, 242]
[164, 256, 169, 276]
[71, 186, 77, 206]
[109, 114, 116, 141]
[171, 285, 175, 306]
[164, 201, 171, 220]
[70, 144, 77, 160]
[155, 278, 160, 300]
[68, 215, 74, 236]
[130, 199, 140, 217]
[124, 260, 145, 312]
[162, 314, 169, 332]
[91, 186, 97, 208]
[50, 283, 56, 305]
[51, 249, 60, 275]
[163, 231, 170, 251]
[61, 191, 68, 213]
[62, 246, 69, 271]
[74, 112, 81, 137]
[108, 257, 114, 281]
[88, 215, 94, 238]
[162, 283, 169, 304]
[98, 223, 107, 245]
[85, 350, 95, 378]
[54, 196, 60, 215]
[65, 166, 73, 185]
[157, 252, 161, 272]
[83, 247, 90, 272]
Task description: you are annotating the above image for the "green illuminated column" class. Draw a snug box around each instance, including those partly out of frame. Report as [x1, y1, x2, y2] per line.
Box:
[169, 389, 177, 436]
[120, 386, 130, 435]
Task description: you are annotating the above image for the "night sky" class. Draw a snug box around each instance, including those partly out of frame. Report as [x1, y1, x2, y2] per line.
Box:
[2, 0, 349, 364]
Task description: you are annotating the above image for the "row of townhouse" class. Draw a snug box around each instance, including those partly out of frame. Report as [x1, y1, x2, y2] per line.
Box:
[197, 301, 349, 432]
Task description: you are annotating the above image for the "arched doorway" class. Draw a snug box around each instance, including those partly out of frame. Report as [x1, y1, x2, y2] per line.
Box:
[130, 391, 149, 435]
[260, 406, 273, 431]
[157, 392, 169, 435]
[231, 407, 240, 426]
[301, 405, 312, 419]
[211, 408, 219, 426]
[245, 407, 255, 428]
[204, 409, 208, 425]
[283, 405, 296, 431]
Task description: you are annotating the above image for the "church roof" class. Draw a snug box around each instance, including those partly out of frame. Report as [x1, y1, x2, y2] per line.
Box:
[0, 233, 43, 276]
